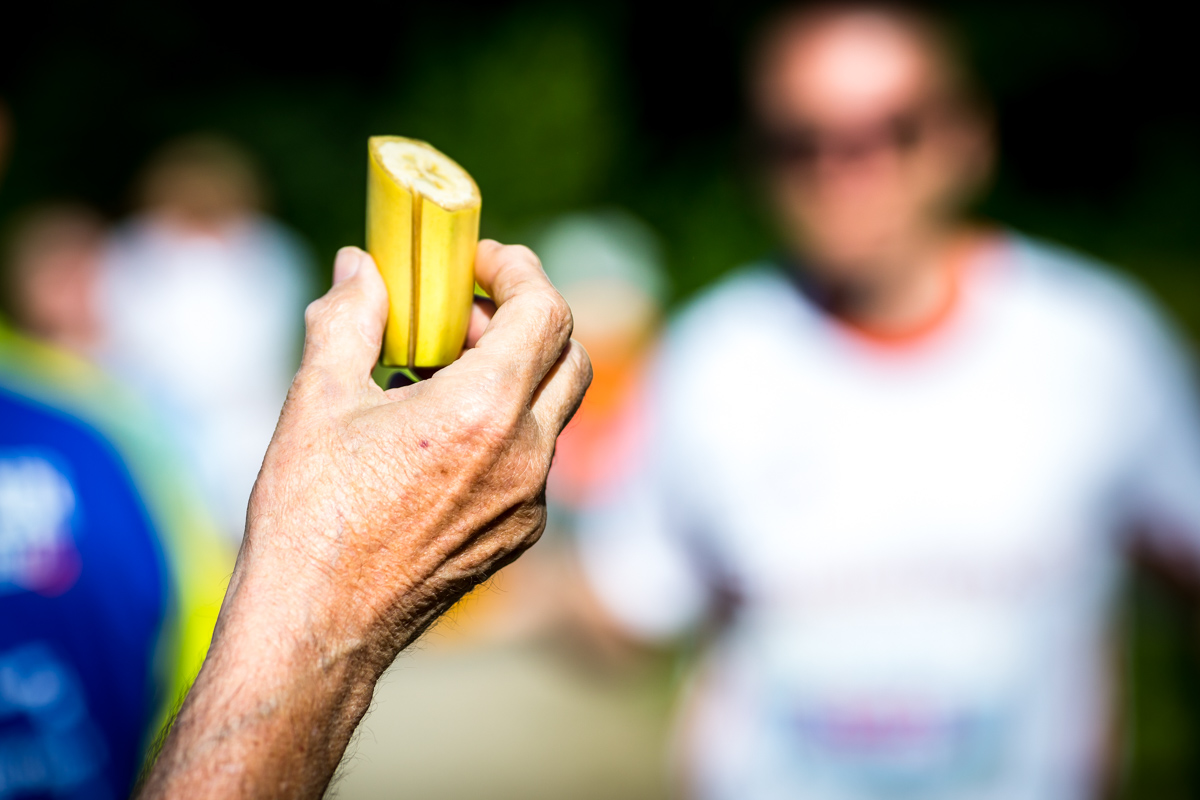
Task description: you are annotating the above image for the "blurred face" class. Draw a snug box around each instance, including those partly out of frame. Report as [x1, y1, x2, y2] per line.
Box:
[755, 12, 990, 281]
[15, 238, 103, 351]
[148, 165, 256, 232]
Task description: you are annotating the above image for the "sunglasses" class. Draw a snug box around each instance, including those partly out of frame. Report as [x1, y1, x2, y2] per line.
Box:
[757, 102, 952, 169]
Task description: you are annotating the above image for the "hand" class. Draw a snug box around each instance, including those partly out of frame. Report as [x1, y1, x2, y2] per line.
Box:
[138, 241, 591, 799]
[246, 238, 589, 661]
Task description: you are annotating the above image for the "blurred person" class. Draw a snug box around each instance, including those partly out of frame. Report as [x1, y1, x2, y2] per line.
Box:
[99, 134, 313, 542]
[576, 4, 1200, 799]
[2, 204, 107, 356]
[0, 101, 231, 800]
[540, 209, 668, 512]
[509, 209, 672, 655]
[449, 210, 669, 639]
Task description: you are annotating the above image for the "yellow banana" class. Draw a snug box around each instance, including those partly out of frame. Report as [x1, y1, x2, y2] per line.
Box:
[367, 136, 481, 369]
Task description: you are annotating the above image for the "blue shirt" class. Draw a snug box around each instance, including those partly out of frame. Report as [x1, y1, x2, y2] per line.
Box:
[1, 385, 168, 799]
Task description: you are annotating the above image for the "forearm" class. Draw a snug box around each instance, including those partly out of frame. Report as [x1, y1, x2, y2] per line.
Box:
[138, 528, 471, 800]
[138, 568, 385, 799]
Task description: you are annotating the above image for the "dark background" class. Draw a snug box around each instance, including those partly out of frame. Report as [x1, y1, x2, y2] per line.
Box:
[3, 1, 1199, 794]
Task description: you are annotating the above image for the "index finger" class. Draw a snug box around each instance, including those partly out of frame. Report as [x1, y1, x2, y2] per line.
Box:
[458, 239, 574, 389]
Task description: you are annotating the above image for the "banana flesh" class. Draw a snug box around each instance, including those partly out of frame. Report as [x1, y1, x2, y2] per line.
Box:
[367, 136, 481, 369]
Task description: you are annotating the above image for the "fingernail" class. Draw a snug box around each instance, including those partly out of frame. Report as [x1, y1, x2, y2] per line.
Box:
[333, 247, 362, 285]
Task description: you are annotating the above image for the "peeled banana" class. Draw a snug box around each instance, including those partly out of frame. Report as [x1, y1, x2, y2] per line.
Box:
[367, 136, 481, 369]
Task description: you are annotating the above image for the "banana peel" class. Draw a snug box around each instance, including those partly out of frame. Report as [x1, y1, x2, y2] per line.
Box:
[367, 136, 481, 370]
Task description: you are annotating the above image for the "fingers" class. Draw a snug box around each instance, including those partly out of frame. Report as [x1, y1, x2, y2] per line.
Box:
[465, 240, 574, 389]
[473, 239, 545, 304]
[531, 339, 593, 437]
[299, 247, 388, 390]
[387, 297, 494, 393]
[464, 295, 497, 350]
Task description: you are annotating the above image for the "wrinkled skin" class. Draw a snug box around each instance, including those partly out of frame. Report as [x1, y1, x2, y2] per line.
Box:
[138, 241, 591, 799]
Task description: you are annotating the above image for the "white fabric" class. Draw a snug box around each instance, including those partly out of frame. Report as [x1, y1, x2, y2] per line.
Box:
[578, 234, 1200, 800]
[99, 215, 311, 541]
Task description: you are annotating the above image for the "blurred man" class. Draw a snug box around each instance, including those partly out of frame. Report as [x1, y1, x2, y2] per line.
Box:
[99, 135, 312, 542]
[0, 103, 231, 800]
[2, 204, 106, 356]
[578, 4, 1200, 799]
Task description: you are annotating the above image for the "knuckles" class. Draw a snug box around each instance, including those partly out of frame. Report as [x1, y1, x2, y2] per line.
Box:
[545, 292, 574, 342]
[303, 295, 331, 331]
[431, 386, 551, 492]
[523, 290, 574, 353]
[448, 392, 525, 455]
[304, 292, 350, 338]
[564, 342, 594, 405]
[304, 290, 367, 339]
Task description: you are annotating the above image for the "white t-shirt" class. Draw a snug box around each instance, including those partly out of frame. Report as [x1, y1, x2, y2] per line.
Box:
[99, 215, 311, 541]
[577, 234, 1200, 800]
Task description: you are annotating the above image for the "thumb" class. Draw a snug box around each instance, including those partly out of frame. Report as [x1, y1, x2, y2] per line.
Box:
[299, 247, 388, 389]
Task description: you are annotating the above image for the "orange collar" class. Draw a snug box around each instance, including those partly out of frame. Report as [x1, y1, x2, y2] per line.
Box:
[825, 230, 997, 351]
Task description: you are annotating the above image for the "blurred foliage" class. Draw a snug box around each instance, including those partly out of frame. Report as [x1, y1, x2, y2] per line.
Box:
[1120, 573, 1200, 799]
[378, 10, 624, 235]
[2, 0, 1199, 791]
